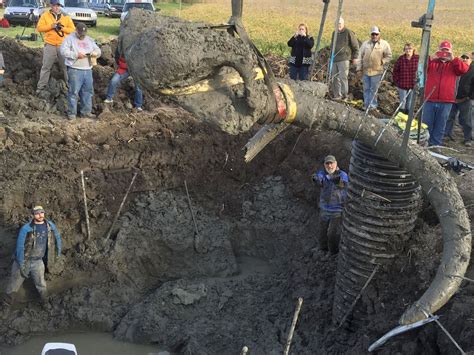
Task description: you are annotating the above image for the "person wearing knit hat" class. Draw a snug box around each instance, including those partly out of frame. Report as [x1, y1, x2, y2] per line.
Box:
[421, 40, 470, 146]
[1, 205, 62, 312]
[312, 155, 349, 255]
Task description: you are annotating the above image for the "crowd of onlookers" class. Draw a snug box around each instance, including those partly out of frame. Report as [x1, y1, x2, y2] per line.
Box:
[34, 0, 142, 120]
[287, 19, 473, 147]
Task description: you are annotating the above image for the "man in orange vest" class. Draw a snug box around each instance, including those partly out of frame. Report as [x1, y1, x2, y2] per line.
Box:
[36, 0, 75, 95]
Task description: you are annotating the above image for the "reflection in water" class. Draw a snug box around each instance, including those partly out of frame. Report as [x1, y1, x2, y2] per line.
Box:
[0, 332, 170, 355]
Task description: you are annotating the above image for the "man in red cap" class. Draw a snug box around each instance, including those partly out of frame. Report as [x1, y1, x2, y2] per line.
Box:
[422, 40, 469, 146]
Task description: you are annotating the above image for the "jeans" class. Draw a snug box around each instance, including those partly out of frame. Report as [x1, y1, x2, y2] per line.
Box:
[422, 101, 453, 146]
[106, 71, 143, 108]
[289, 65, 309, 81]
[6, 259, 48, 301]
[363, 74, 382, 109]
[330, 60, 349, 98]
[397, 88, 414, 113]
[67, 67, 93, 116]
[445, 100, 473, 142]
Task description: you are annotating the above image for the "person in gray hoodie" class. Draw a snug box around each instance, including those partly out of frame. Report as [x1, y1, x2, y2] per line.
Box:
[329, 17, 359, 100]
[60, 22, 101, 120]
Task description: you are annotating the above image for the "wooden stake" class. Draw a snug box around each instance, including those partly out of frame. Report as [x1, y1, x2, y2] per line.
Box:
[105, 172, 138, 241]
[80, 170, 91, 241]
[184, 180, 200, 252]
[283, 297, 303, 355]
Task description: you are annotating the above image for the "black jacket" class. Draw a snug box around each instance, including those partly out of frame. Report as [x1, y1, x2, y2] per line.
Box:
[288, 35, 314, 67]
[456, 63, 474, 100]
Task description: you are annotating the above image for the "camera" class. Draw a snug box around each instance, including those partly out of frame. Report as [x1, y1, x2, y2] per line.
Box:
[54, 22, 64, 31]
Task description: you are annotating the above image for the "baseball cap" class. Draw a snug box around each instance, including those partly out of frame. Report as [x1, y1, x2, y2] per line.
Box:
[324, 155, 336, 163]
[75, 22, 87, 36]
[370, 26, 380, 34]
[50, 0, 62, 6]
[32, 206, 45, 214]
[439, 40, 452, 51]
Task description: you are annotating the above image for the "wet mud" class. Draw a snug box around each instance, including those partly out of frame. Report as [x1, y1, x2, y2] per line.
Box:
[0, 20, 473, 355]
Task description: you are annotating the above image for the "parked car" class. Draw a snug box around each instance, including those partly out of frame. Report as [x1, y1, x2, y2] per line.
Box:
[89, 0, 107, 14]
[3, 0, 45, 26]
[120, 0, 158, 22]
[104, 0, 124, 18]
[63, 0, 97, 27]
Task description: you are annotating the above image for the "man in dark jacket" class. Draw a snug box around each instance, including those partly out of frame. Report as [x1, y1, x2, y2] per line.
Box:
[287, 23, 314, 81]
[312, 155, 349, 254]
[445, 53, 473, 146]
[421, 41, 469, 146]
[1, 206, 62, 311]
[329, 17, 359, 100]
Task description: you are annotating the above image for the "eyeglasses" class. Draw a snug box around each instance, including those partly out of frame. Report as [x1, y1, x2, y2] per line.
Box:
[461, 55, 469, 60]
[371, 33, 379, 36]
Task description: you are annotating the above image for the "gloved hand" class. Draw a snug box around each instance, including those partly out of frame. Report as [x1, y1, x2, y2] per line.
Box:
[19, 264, 29, 278]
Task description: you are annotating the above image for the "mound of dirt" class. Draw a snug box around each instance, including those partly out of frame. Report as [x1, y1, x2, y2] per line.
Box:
[0, 36, 472, 355]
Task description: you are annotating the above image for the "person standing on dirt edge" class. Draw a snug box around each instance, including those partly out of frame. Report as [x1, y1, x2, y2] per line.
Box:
[356, 26, 392, 111]
[104, 46, 144, 112]
[392, 43, 419, 114]
[1, 206, 62, 312]
[421, 41, 469, 147]
[287, 23, 314, 81]
[60, 22, 101, 120]
[36, 0, 75, 97]
[444, 53, 473, 147]
[312, 155, 349, 255]
[329, 17, 359, 100]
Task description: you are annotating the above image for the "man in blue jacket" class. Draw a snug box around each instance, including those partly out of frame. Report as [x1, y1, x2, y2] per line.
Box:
[313, 155, 349, 254]
[1, 206, 62, 310]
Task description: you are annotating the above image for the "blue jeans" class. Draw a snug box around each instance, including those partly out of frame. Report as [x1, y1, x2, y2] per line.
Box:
[363, 74, 382, 109]
[422, 101, 453, 146]
[445, 100, 473, 143]
[67, 67, 93, 116]
[289, 65, 309, 81]
[106, 71, 143, 108]
[397, 88, 414, 113]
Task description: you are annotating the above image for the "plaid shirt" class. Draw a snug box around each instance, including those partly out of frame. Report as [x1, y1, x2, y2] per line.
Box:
[393, 54, 419, 89]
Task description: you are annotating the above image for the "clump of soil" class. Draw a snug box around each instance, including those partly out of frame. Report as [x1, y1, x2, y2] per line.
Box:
[0, 37, 473, 354]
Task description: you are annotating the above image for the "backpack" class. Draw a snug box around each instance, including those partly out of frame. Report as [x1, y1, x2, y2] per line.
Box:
[0, 18, 9, 28]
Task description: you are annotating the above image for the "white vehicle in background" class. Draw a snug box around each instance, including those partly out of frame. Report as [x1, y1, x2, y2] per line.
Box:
[120, 0, 158, 22]
[63, 0, 97, 27]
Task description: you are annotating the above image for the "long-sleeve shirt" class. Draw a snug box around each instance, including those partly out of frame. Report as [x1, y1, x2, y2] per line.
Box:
[393, 54, 419, 90]
[357, 39, 392, 76]
[36, 10, 75, 46]
[16, 220, 61, 265]
[424, 57, 469, 103]
[60, 33, 101, 70]
[330, 28, 359, 63]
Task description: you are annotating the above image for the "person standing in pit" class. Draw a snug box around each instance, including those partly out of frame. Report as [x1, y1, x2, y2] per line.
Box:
[312, 155, 349, 255]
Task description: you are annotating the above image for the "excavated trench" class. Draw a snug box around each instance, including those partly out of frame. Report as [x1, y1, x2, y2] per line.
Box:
[0, 25, 474, 354]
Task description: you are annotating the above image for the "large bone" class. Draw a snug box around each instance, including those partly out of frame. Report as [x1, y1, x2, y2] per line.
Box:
[120, 12, 471, 325]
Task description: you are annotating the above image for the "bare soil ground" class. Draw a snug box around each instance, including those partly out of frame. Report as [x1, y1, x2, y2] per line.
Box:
[0, 37, 473, 354]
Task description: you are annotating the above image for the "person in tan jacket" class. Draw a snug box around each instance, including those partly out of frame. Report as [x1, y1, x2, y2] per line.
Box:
[36, 0, 75, 96]
[356, 26, 392, 110]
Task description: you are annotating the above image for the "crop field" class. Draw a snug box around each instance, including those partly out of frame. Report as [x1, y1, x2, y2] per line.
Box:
[176, 0, 474, 58]
[1, 0, 472, 57]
